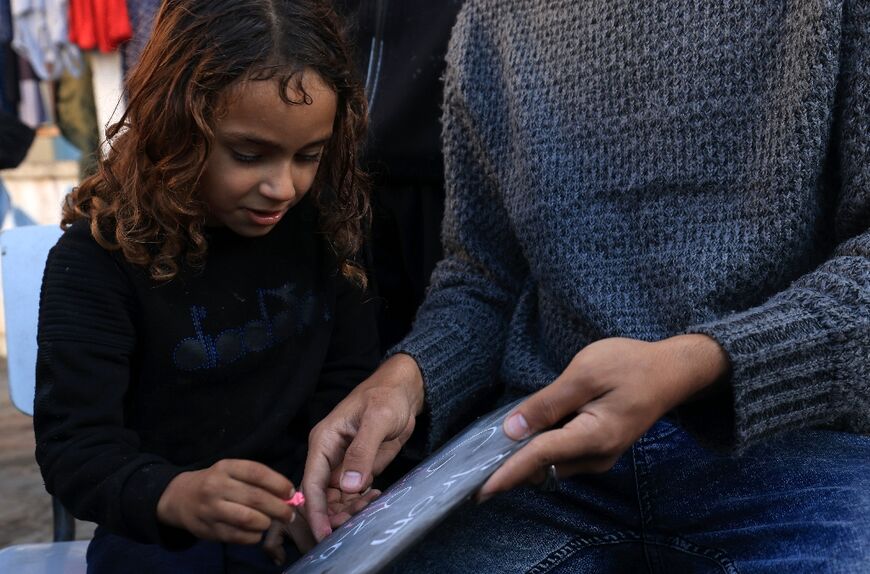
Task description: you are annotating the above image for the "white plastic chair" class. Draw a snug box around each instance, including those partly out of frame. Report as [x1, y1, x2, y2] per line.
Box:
[2, 224, 62, 416]
[0, 224, 88, 573]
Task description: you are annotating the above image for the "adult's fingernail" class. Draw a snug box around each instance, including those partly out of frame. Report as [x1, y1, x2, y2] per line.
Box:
[505, 413, 530, 439]
[341, 471, 362, 491]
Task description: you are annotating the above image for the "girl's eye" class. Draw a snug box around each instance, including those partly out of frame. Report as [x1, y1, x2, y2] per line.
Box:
[297, 152, 323, 163]
[231, 150, 261, 163]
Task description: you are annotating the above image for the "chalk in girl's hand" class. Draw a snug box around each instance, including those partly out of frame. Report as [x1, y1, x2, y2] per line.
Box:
[285, 491, 306, 507]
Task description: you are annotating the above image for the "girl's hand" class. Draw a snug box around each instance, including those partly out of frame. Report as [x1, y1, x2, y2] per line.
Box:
[157, 459, 295, 545]
[261, 485, 381, 565]
[325, 484, 382, 529]
[477, 335, 729, 500]
[262, 513, 318, 566]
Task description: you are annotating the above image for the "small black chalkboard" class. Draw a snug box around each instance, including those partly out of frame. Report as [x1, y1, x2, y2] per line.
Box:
[285, 397, 534, 574]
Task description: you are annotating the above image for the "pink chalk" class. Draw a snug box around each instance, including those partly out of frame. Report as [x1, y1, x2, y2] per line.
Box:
[284, 492, 305, 507]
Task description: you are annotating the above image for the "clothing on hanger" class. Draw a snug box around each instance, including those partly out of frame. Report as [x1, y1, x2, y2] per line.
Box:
[68, 0, 132, 53]
[16, 53, 46, 127]
[10, 0, 81, 80]
[54, 54, 98, 177]
[122, 0, 161, 74]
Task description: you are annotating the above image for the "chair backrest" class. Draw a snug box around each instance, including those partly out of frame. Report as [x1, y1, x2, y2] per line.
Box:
[1, 224, 63, 416]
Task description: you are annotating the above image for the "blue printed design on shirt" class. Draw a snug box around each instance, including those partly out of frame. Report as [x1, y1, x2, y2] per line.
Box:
[172, 283, 327, 372]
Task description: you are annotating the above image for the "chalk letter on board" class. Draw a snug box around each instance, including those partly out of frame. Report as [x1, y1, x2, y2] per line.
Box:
[371, 517, 414, 546]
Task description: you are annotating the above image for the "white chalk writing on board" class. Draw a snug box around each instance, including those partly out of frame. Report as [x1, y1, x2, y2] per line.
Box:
[286, 397, 534, 574]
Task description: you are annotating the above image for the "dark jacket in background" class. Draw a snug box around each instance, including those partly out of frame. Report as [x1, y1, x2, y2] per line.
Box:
[0, 108, 35, 169]
[339, 0, 464, 352]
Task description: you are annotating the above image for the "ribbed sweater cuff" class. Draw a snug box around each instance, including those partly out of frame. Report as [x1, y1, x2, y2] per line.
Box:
[688, 297, 842, 450]
[120, 463, 194, 549]
[388, 324, 498, 454]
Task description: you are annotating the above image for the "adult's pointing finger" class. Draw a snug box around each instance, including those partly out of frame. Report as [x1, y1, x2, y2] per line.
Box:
[338, 402, 406, 493]
[302, 426, 348, 542]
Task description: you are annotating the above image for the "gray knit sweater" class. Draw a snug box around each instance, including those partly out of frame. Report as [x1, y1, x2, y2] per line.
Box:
[394, 0, 869, 452]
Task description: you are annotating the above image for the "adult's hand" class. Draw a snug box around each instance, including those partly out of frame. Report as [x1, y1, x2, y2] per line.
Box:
[302, 353, 424, 542]
[478, 334, 730, 500]
[156, 459, 295, 545]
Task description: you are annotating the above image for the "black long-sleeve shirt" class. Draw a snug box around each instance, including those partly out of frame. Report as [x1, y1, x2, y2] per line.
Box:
[34, 197, 379, 546]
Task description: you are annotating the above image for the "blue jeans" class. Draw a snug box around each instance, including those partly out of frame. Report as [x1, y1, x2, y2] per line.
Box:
[390, 418, 870, 573]
[86, 526, 301, 574]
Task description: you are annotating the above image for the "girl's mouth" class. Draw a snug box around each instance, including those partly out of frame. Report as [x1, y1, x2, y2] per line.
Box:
[245, 207, 285, 226]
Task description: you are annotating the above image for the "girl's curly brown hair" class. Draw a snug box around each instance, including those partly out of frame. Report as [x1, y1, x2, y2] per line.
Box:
[62, 0, 370, 286]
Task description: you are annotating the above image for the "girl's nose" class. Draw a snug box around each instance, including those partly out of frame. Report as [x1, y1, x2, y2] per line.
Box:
[260, 162, 297, 202]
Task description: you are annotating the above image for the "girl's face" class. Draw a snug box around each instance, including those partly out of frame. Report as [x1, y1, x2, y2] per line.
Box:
[199, 72, 337, 237]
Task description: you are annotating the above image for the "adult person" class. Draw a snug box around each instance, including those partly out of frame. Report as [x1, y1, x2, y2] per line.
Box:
[303, 0, 870, 571]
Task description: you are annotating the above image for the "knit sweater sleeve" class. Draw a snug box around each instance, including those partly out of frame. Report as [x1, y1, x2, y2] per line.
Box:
[390, 6, 530, 451]
[34, 223, 192, 547]
[685, 3, 870, 449]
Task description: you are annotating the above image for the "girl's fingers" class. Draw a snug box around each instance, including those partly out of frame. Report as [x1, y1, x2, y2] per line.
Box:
[211, 500, 273, 534]
[359, 488, 382, 505]
[262, 521, 287, 566]
[211, 518, 268, 545]
[215, 475, 293, 524]
[223, 459, 295, 500]
[326, 488, 382, 528]
[286, 511, 317, 552]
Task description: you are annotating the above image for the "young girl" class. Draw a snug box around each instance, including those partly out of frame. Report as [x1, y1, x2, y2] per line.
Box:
[33, 0, 378, 571]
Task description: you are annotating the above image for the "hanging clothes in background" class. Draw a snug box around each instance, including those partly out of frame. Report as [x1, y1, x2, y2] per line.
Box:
[67, 0, 131, 154]
[16, 54, 46, 126]
[54, 54, 97, 177]
[10, 0, 80, 80]
[122, 0, 160, 75]
[68, 0, 131, 53]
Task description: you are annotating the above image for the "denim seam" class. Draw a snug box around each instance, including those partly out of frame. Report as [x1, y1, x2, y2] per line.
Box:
[633, 425, 740, 574]
[644, 534, 740, 574]
[632, 440, 662, 573]
[524, 531, 643, 574]
[522, 531, 739, 574]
